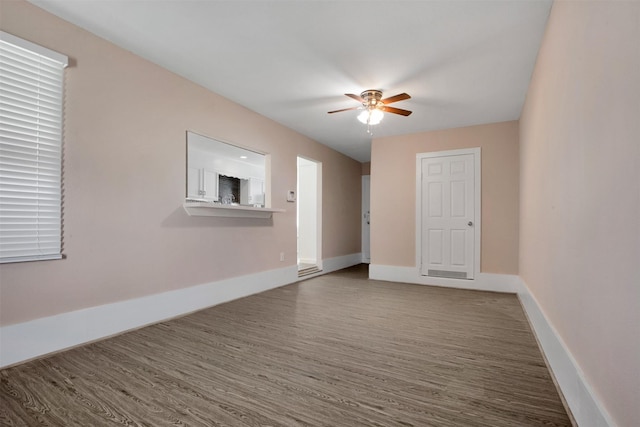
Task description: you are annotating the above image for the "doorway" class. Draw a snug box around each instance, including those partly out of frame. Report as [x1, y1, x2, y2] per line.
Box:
[362, 175, 371, 263]
[417, 148, 480, 279]
[297, 157, 322, 277]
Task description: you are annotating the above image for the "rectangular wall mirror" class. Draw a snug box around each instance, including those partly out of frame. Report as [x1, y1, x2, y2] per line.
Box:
[186, 131, 267, 207]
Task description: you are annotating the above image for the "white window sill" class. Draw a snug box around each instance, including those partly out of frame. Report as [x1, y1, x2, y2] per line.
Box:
[183, 201, 285, 218]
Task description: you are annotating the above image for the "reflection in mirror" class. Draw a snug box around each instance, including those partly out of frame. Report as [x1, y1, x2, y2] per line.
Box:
[186, 131, 267, 207]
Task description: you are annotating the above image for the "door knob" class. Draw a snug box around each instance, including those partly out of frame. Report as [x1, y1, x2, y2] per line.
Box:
[468, 221, 473, 226]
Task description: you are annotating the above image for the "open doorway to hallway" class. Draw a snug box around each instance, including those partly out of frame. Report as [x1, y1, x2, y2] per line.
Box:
[362, 175, 370, 263]
[297, 157, 322, 277]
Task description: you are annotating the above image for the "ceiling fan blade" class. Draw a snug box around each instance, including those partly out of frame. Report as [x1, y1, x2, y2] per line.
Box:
[345, 93, 365, 103]
[381, 93, 411, 104]
[382, 106, 413, 116]
[327, 107, 359, 114]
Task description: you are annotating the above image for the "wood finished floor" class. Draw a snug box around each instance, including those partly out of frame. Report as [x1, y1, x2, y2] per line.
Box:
[0, 265, 571, 426]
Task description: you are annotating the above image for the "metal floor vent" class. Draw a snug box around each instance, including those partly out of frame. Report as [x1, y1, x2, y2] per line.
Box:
[428, 269, 467, 279]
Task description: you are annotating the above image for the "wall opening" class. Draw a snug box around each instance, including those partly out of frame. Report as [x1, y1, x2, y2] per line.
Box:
[297, 157, 322, 276]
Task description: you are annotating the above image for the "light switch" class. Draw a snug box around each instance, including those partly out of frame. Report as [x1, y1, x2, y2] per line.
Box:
[287, 190, 296, 202]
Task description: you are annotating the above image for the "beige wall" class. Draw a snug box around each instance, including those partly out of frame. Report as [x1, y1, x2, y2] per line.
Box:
[361, 162, 371, 176]
[519, 1, 640, 426]
[0, 1, 361, 326]
[370, 121, 519, 274]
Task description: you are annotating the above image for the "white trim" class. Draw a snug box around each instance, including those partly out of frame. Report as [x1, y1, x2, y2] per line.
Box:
[183, 202, 284, 218]
[0, 265, 298, 368]
[1, 258, 614, 427]
[369, 264, 615, 426]
[322, 252, 361, 272]
[517, 278, 617, 427]
[369, 264, 522, 294]
[0, 253, 363, 369]
[415, 148, 481, 279]
[296, 156, 323, 271]
[361, 175, 371, 263]
[316, 162, 323, 271]
[298, 253, 363, 280]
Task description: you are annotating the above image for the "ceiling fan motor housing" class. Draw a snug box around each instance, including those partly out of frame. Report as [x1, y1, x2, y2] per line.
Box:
[361, 90, 383, 107]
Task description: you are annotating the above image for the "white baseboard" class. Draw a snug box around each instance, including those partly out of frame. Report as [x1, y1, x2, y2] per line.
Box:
[297, 252, 362, 280]
[369, 264, 523, 293]
[0, 264, 299, 369]
[368, 264, 615, 427]
[0, 255, 363, 369]
[517, 278, 616, 427]
[3, 258, 613, 427]
[323, 252, 362, 272]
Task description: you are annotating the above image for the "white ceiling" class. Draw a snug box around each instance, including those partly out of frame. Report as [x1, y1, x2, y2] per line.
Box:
[29, 0, 552, 162]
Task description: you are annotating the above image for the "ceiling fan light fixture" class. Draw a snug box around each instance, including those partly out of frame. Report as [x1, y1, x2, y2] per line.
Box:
[357, 108, 384, 125]
[328, 89, 410, 131]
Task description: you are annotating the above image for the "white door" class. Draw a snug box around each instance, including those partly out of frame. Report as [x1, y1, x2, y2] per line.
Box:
[362, 175, 371, 263]
[421, 154, 475, 279]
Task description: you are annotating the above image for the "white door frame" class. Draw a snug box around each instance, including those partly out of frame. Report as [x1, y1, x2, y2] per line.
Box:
[415, 148, 481, 279]
[297, 156, 323, 270]
[361, 175, 371, 263]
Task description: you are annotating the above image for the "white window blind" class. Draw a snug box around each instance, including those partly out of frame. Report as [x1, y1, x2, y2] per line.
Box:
[0, 31, 68, 263]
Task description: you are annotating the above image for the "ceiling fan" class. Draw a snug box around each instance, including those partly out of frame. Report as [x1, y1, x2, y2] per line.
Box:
[328, 90, 412, 126]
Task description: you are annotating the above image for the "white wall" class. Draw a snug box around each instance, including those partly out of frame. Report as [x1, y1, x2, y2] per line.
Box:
[519, 1, 640, 426]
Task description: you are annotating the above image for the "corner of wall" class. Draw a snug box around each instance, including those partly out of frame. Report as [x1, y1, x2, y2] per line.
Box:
[517, 277, 617, 427]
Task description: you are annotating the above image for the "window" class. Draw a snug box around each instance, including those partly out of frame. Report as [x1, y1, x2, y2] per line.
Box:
[186, 131, 267, 206]
[0, 32, 68, 263]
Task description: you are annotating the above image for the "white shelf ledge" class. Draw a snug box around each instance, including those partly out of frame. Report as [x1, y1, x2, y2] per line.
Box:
[183, 201, 285, 218]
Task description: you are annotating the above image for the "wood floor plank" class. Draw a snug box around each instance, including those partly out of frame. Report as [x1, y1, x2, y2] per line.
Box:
[0, 265, 571, 426]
